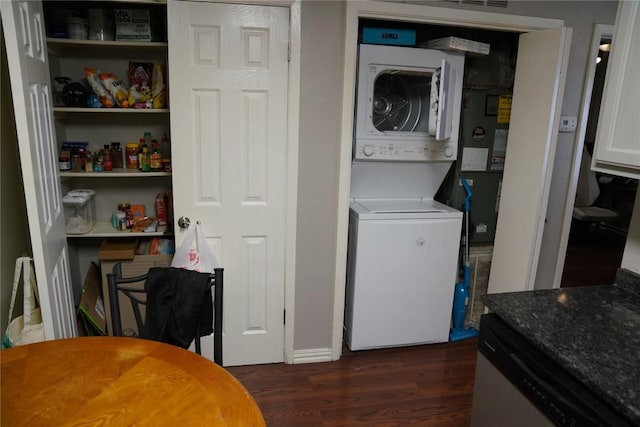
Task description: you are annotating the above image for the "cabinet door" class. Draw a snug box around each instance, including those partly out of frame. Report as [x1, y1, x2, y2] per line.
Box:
[169, 1, 289, 366]
[1, 0, 76, 339]
[592, 0, 640, 179]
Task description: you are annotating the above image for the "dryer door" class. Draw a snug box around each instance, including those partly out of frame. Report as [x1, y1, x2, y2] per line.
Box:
[429, 59, 456, 141]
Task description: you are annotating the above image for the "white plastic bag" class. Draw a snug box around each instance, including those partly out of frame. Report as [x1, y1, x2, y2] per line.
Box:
[2, 257, 44, 349]
[171, 223, 219, 273]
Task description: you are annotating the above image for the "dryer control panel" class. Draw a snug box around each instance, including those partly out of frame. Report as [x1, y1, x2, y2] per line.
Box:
[355, 139, 456, 161]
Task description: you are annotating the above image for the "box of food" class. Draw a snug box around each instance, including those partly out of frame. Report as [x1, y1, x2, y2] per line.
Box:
[114, 9, 151, 41]
[99, 239, 138, 261]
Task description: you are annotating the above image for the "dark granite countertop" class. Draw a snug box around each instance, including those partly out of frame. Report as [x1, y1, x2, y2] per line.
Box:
[482, 284, 640, 425]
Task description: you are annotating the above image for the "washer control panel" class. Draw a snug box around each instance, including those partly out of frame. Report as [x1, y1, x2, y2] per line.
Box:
[354, 139, 456, 162]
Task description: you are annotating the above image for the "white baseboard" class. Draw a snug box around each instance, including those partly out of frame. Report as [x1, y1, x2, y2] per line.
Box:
[290, 347, 333, 364]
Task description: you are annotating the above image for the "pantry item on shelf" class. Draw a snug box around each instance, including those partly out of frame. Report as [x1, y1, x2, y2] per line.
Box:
[103, 152, 113, 172]
[85, 68, 115, 108]
[84, 151, 93, 172]
[110, 142, 123, 169]
[140, 146, 151, 172]
[88, 8, 114, 41]
[150, 142, 162, 171]
[130, 204, 145, 224]
[149, 238, 174, 255]
[131, 216, 155, 233]
[111, 211, 127, 230]
[61, 82, 88, 108]
[59, 151, 71, 171]
[68, 190, 96, 224]
[155, 194, 167, 226]
[71, 151, 82, 172]
[125, 143, 139, 169]
[86, 94, 102, 108]
[65, 17, 88, 40]
[53, 77, 71, 106]
[99, 72, 130, 108]
[128, 61, 153, 109]
[62, 190, 96, 234]
[152, 63, 166, 109]
[114, 9, 151, 42]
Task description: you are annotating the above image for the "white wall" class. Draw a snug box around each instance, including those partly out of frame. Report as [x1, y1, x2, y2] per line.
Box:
[294, 0, 346, 349]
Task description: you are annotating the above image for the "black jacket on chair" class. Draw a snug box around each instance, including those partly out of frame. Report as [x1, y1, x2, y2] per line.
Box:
[144, 267, 213, 349]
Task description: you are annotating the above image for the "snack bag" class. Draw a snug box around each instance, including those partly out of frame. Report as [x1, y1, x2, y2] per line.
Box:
[99, 72, 130, 108]
[84, 67, 115, 108]
[128, 61, 154, 108]
[151, 63, 166, 109]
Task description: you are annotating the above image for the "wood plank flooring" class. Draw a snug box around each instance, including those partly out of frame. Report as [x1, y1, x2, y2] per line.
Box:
[226, 338, 478, 427]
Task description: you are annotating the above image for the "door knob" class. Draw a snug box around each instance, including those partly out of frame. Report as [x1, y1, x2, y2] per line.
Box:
[177, 216, 191, 229]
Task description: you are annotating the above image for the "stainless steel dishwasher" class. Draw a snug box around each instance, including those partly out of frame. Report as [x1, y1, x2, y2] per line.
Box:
[471, 314, 633, 427]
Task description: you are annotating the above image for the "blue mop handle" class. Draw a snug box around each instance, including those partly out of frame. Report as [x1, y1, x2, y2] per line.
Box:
[461, 178, 472, 213]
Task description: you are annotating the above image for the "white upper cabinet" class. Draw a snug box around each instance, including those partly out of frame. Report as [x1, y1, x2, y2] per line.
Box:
[592, 1, 640, 179]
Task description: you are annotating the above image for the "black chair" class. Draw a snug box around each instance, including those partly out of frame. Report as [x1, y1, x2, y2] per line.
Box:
[106, 263, 224, 365]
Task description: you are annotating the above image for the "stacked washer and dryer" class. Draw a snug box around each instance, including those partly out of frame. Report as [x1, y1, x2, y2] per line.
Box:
[344, 44, 466, 350]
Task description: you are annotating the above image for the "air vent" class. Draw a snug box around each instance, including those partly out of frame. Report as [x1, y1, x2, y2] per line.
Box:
[441, 0, 509, 8]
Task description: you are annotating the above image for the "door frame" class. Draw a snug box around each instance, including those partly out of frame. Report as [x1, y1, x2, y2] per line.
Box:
[553, 24, 615, 289]
[333, 1, 565, 360]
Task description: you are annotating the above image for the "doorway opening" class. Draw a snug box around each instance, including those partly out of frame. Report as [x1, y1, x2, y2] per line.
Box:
[561, 31, 638, 287]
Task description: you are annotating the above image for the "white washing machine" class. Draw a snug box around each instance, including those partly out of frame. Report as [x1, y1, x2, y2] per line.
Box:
[345, 197, 462, 350]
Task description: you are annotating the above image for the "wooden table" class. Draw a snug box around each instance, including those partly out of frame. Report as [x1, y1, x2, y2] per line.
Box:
[1, 337, 265, 426]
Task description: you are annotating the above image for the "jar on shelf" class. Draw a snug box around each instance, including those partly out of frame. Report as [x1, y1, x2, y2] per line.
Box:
[125, 143, 139, 169]
[110, 142, 123, 169]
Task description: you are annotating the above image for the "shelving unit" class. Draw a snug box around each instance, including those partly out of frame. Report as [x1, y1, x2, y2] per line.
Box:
[45, 1, 173, 290]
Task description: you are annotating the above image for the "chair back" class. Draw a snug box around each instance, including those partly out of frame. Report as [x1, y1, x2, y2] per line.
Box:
[106, 263, 224, 365]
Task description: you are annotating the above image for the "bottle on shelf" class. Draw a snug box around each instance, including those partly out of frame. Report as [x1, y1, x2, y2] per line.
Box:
[140, 145, 151, 172]
[150, 141, 162, 172]
[103, 152, 113, 172]
[125, 143, 139, 169]
[161, 132, 171, 172]
[137, 138, 145, 171]
[84, 151, 93, 172]
[144, 131, 152, 147]
[110, 142, 123, 169]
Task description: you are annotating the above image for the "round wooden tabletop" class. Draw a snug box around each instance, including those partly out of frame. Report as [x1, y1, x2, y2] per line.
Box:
[1, 337, 265, 426]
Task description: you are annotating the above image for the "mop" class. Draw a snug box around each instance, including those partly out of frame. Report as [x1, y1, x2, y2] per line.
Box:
[450, 178, 479, 342]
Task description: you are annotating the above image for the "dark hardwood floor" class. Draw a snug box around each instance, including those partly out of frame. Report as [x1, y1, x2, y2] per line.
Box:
[226, 338, 478, 427]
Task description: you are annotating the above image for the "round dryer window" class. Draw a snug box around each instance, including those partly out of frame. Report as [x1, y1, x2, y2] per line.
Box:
[372, 71, 429, 133]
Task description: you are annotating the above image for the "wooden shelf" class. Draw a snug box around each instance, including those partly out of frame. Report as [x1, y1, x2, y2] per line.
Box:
[60, 168, 171, 178]
[67, 222, 172, 238]
[54, 107, 169, 116]
[47, 38, 168, 56]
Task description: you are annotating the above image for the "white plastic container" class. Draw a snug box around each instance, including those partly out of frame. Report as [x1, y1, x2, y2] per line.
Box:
[63, 190, 96, 234]
[68, 189, 96, 224]
[65, 17, 88, 40]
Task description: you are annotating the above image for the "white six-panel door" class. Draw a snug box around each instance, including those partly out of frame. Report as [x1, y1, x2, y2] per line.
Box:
[1, 0, 76, 339]
[168, 1, 289, 365]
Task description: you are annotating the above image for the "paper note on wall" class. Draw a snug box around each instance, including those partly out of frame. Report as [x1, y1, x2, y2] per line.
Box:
[461, 147, 489, 171]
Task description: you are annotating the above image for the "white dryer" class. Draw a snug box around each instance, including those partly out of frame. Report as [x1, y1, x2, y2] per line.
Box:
[345, 198, 462, 350]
